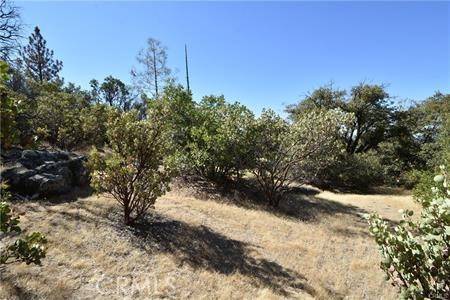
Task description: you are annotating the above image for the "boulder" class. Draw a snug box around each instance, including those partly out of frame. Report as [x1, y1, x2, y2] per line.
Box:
[68, 157, 90, 186]
[0, 147, 22, 163]
[1, 167, 37, 187]
[1, 149, 90, 197]
[19, 150, 70, 169]
[38, 173, 71, 195]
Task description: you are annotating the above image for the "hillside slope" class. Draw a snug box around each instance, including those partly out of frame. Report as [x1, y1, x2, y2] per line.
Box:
[0, 186, 419, 299]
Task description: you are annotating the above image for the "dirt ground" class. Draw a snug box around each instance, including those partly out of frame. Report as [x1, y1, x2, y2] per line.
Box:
[0, 183, 419, 299]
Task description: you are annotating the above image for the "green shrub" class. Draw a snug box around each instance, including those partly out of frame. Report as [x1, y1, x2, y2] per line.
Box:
[35, 89, 113, 150]
[401, 169, 428, 190]
[316, 150, 384, 190]
[35, 90, 87, 150]
[410, 170, 436, 201]
[80, 103, 115, 147]
[187, 95, 255, 181]
[342, 151, 384, 188]
[367, 166, 450, 299]
[251, 108, 348, 206]
[146, 85, 197, 172]
[0, 61, 19, 149]
[89, 110, 175, 226]
[0, 84, 18, 149]
[0, 184, 47, 265]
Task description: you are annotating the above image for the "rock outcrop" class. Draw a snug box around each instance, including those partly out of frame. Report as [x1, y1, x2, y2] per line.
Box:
[1, 149, 89, 197]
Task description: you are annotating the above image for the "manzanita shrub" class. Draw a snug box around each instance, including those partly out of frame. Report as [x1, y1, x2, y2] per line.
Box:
[89, 109, 176, 226]
[251, 108, 349, 206]
[187, 95, 255, 181]
[0, 184, 47, 265]
[367, 166, 450, 299]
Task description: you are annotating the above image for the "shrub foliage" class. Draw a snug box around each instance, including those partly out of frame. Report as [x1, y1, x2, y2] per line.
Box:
[89, 110, 175, 226]
[188, 95, 255, 180]
[251, 108, 348, 206]
[367, 166, 450, 299]
[0, 184, 47, 265]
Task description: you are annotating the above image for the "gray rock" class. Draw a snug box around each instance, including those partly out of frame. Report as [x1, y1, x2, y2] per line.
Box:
[19, 150, 70, 169]
[1, 149, 89, 197]
[1, 147, 22, 163]
[19, 150, 43, 168]
[1, 167, 37, 187]
[39, 173, 71, 195]
[68, 157, 90, 186]
[25, 174, 46, 194]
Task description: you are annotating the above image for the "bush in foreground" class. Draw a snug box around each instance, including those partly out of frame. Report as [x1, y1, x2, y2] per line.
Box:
[0, 184, 47, 265]
[89, 110, 175, 226]
[367, 166, 450, 299]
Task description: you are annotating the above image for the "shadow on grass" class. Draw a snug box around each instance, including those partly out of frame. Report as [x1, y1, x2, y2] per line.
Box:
[129, 213, 316, 297]
[0, 267, 74, 300]
[43, 186, 95, 204]
[311, 180, 409, 195]
[22, 200, 316, 297]
[177, 177, 368, 223]
[0, 275, 40, 300]
[10, 186, 94, 205]
[279, 192, 367, 222]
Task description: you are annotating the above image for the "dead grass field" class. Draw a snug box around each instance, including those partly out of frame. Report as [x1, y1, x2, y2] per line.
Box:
[0, 183, 420, 300]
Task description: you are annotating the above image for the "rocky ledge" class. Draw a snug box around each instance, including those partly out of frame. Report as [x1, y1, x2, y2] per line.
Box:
[1, 149, 90, 197]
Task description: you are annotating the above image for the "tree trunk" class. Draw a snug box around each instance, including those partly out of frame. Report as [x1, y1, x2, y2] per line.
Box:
[152, 49, 158, 98]
[265, 187, 280, 207]
[270, 195, 281, 207]
[123, 203, 133, 226]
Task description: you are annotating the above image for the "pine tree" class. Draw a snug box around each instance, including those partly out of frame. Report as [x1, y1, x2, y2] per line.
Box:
[21, 26, 62, 83]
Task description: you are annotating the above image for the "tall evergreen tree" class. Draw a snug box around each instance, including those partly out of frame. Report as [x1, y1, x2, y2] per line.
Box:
[21, 26, 62, 83]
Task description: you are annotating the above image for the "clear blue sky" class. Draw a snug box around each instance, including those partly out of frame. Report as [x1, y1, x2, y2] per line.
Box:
[17, 1, 450, 115]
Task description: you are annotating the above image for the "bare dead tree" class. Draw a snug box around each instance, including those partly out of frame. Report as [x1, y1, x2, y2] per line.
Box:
[0, 0, 22, 61]
[131, 38, 171, 99]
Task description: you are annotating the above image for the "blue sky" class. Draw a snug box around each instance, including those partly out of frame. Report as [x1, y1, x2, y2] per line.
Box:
[17, 1, 450, 115]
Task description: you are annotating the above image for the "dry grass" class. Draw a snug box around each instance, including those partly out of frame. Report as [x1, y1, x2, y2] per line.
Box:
[0, 184, 420, 299]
